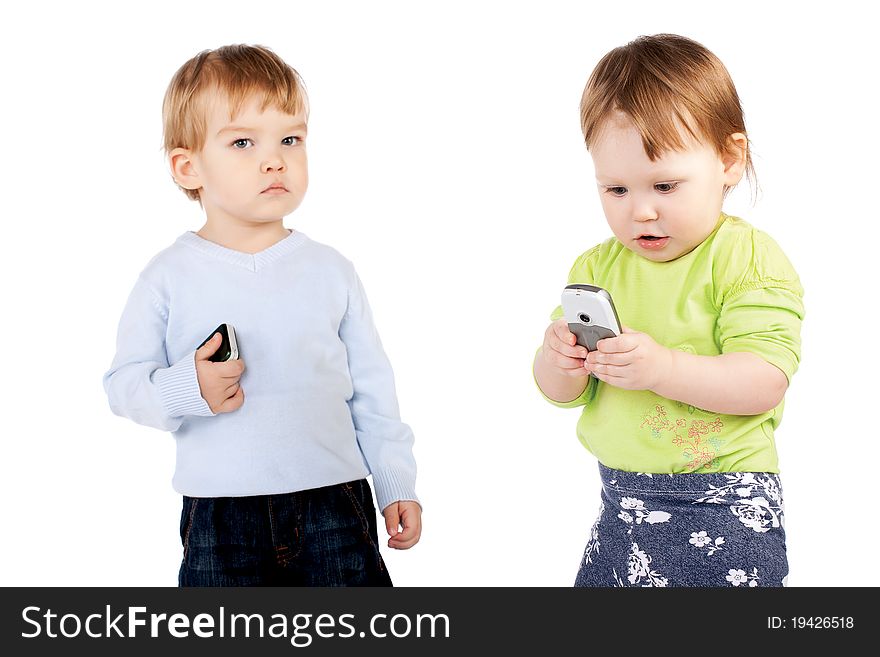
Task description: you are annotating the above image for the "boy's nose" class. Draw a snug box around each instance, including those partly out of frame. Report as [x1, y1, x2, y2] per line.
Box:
[260, 159, 286, 173]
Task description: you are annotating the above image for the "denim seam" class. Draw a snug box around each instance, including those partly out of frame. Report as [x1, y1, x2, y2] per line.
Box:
[268, 496, 302, 566]
[267, 497, 278, 546]
[342, 482, 385, 573]
[182, 498, 199, 562]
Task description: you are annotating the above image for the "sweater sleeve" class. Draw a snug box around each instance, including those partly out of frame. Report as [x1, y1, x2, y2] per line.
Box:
[340, 271, 419, 512]
[103, 276, 214, 432]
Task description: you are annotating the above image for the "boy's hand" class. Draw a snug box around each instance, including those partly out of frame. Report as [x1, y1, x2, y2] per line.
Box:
[195, 333, 246, 413]
[383, 501, 422, 550]
[540, 318, 590, 377]
[585, 325, 673, 391]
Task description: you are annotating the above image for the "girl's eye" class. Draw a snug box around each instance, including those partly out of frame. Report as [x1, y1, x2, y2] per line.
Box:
[282, 135, 301, 146]
[655, 182, 679, 193]
[605, 186, 627, 196]
[231, 138, 252, 149]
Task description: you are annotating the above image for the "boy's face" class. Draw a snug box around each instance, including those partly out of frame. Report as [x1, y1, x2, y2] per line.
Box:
[182, 91, 308, 226]
[589, 113, 742, 263]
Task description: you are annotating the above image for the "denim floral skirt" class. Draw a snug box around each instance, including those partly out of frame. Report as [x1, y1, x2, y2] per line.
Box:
[575, 463, 788, 587]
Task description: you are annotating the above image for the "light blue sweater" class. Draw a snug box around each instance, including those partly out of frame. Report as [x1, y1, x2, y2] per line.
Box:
[103, 230, 417, 511]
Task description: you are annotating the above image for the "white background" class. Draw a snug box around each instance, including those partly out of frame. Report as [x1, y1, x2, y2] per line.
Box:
[2, 0, 876, 587]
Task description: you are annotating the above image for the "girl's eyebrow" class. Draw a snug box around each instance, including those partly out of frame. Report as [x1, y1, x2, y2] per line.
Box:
[596, 172, 682, 185]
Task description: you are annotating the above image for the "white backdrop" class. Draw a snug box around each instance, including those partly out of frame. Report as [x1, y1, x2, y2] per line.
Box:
[2, 0, 876, 586]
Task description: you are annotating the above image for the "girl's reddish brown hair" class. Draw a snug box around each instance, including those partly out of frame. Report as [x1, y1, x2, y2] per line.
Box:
[580, 34, 754, 191]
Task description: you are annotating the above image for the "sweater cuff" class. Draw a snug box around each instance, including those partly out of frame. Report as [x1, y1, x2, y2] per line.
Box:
[152, 350, 215, 418]
[371, 467, 420, 513]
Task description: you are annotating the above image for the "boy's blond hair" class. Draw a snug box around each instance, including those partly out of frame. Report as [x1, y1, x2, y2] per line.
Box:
[580, 34, 754, 190]
[162, 44, 308, 202]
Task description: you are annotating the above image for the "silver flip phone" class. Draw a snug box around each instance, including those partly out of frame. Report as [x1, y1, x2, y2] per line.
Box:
[561, 284, 621, 351]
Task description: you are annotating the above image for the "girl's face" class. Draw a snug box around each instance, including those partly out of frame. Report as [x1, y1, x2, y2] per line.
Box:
[589, 112, 745, 262]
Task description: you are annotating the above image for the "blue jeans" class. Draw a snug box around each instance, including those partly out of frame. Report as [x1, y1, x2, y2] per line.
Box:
[178, 479, 392, 586]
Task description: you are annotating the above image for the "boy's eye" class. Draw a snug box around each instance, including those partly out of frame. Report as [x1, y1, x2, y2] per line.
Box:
[605, 186, 627, 196]
[655, 182, 679, 193]
[231, 136, 301, 149]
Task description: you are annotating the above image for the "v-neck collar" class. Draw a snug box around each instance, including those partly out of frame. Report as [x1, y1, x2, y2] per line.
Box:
[177, 230, 308, 272]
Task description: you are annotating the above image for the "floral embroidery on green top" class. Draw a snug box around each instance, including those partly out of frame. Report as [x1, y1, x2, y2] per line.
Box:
[640, 405, 724, 472]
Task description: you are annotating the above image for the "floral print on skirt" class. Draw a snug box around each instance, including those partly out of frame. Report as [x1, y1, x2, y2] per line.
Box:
[575, 462, 788, 587]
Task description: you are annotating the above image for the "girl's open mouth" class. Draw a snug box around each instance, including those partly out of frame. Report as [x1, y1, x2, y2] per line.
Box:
[636, 235, 669, 249]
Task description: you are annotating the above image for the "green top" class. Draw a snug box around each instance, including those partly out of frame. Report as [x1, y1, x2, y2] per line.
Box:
[542, 213, 804, 474]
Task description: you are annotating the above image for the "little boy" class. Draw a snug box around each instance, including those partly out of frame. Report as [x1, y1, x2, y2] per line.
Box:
[103, 44, 421, 586]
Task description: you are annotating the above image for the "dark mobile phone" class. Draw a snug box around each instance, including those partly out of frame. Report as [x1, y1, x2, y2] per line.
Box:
[198, 323, 239, 362]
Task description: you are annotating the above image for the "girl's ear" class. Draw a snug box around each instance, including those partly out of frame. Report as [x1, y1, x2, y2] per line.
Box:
[722, 133, 748, 186]
[169, 147, 202, 191]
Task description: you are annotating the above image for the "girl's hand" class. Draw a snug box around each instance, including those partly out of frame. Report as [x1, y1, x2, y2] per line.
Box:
[540, 318, 590, 378]
[585, 325, 673, 391]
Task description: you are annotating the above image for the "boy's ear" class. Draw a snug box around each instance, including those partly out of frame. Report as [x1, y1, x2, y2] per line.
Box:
[169, 147, 202, 191]
[721, 133, 748, 185]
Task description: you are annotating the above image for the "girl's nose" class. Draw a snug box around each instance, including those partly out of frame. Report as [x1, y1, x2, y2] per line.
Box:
[633, 198, 659, 222]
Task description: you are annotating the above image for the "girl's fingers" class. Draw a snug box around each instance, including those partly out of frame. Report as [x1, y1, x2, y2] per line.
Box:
[549, 335, 588, 359]
[587, 352, 630, 366]
[553, 351, 587, 370]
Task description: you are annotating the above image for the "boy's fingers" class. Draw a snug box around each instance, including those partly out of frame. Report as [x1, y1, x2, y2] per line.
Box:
[195, 333, 222, 360]
[389, 525, 421, 548]
[389, 534, 419, 549]
[216, 358, 246, 378]
[218, 387, 244, 413]
[389, 510, 421, 548]
[384, 504, 400, 537]
[401, 503, 420, 521]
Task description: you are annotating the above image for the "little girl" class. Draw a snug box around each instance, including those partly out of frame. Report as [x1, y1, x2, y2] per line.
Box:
[534, 34, 804, 587]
